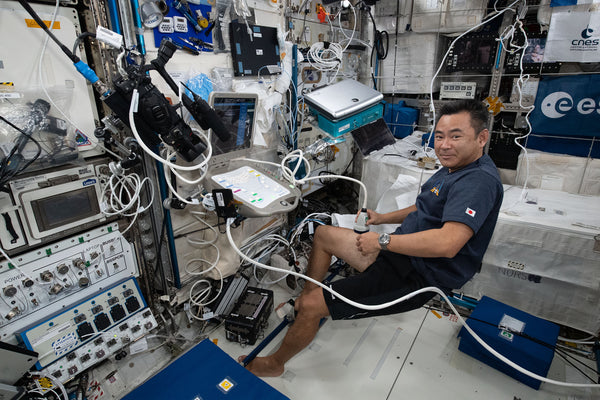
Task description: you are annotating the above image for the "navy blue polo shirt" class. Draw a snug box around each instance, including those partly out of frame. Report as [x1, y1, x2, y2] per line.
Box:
[393, 154, 503, 289]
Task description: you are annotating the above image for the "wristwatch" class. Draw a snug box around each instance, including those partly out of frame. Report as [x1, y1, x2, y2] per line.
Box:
[378, 233, 391, 251]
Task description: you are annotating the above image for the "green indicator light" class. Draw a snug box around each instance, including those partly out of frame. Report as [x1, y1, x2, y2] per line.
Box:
[108, 226, 113, 232]
[8, 263, 14, 269]
[251, 200, 256, 203]
[46, 249, 52, 256]
[289, 184, 294, 188]
[86, 261, 90, 267]
[78, 237, 84, 243]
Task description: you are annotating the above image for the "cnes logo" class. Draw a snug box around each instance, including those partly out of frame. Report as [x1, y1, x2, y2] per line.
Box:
[541, 92, 600, 119]
[572, 25, 599, 46]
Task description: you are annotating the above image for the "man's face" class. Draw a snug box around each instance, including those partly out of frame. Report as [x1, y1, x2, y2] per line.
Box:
[434, 111, 489, 172]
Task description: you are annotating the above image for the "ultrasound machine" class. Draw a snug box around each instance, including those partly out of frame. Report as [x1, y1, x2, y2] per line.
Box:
[204, 92, 302, 218]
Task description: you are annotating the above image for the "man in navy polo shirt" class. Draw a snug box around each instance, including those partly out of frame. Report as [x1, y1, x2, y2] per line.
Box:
[241, 99, 503, 377]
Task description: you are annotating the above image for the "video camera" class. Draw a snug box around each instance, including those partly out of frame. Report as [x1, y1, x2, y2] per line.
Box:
[100, 39, 230, 162]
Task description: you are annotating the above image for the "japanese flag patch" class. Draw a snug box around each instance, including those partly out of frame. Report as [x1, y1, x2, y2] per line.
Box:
[465, 208, 476, 217]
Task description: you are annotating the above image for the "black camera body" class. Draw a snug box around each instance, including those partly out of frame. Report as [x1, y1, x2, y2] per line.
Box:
[102, 39, 229, 163]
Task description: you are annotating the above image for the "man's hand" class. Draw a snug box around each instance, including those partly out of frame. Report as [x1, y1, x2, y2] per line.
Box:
[355, 231, 381, 255]
[354, 209, 384, 226]
[365, 209, 383, 226]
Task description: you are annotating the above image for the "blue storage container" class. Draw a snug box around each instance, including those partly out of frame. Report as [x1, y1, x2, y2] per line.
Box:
[457, 296, 559, 390]
[383, 101, 419, 138]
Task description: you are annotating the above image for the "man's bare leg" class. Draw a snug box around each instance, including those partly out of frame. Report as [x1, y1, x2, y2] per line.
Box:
[240, 288, 329, 377]
[303, 225, 376, 291]
[240, 225, 377, 377]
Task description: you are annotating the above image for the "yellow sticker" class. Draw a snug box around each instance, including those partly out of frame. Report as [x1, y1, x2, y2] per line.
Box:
[484, 96, 505, 116]
[37, 377, 54, 388]
[219, 378, 234, 392]
[25, 19, 61, 29]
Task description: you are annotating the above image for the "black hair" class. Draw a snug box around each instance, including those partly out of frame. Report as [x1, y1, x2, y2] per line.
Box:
[438, 100, 489, 135]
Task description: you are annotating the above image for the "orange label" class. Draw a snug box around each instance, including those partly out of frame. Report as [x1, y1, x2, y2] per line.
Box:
[25, 19, 61, 29]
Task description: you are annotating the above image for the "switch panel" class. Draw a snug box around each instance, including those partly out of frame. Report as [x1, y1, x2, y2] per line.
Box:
[17, 277, 156, 377]
[0, 224, 138, 344]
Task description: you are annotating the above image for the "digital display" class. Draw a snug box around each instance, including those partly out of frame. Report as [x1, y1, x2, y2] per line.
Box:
[445, 34, 498, 72]
[31, 186, 100, 232]
[211, 97, 256, 156]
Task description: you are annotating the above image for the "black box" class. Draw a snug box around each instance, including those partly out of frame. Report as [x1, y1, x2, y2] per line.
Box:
[225, 287, 273, 345]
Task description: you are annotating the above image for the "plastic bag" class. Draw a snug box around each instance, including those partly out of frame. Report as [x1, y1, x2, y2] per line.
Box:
[0, 87, 80, 175]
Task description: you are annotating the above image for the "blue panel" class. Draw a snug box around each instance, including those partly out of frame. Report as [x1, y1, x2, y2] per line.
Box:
[123, 339, 289, 400]
[151, 4, 213, 51]
[530, 74, 600, 138]
[550, 0, 577, 6]
[457, 296, 559, 390]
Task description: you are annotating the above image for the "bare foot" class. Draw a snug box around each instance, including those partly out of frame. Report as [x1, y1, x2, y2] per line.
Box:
[238, 355, 285, 377]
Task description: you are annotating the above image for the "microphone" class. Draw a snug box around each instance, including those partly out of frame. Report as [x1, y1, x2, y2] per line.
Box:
[180, 83, 231, 142]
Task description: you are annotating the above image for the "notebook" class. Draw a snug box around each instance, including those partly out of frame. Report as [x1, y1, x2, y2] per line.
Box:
[303, 79, 383, 121]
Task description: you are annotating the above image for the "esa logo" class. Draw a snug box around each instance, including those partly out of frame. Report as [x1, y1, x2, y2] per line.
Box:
[572, 25, 599, 46]
[541, 92, 600, 119]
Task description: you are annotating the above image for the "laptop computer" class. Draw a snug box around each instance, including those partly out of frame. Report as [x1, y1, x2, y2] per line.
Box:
[351, 118, 396, 156]
[303, 79, 383, 121]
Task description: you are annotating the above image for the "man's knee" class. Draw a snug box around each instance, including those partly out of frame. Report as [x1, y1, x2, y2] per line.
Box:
[314, 224, 335, 242]
[296, 289, 330, 320]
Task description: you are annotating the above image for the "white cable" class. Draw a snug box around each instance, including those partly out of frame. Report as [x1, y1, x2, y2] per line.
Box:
[240, 234, 297, 285]
[426, 0, 521, 149]
[100, 167, 154, 234]
[128, 89, 212, 172]
[225, 219, 600, 388]
[558, 336, 597, 345]
[116, 48, 128, 77]
[162, 147, 210, 185]
[178, 210, 219, 247]
[128, 89, 213, 204]
[29, 370, 69, 400]
[288, 212, 331, 245]
[183, 238, 223, 319]
[334, 1, 356, 52]
[235, 150, 368, 209]
[37, 0, 120, 160]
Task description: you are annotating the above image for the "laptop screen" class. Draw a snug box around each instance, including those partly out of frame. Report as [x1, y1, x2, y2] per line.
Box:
[208, 92, 258, 167]
[351, 118, 396, 156]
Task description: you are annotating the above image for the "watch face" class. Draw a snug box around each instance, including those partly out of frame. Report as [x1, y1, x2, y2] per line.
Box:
[379, 234, 390, 245]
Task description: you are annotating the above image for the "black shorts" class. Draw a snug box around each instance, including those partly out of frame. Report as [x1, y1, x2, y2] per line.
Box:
[323, 252, 436, 320]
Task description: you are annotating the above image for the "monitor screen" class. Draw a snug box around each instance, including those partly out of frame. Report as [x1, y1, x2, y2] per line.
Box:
[505, 33, 561, 73]
[31, 186, 100, 232]
[351, 118, 396, 156]
[208, 92, 258, 164]
[445, 33, 498, 72]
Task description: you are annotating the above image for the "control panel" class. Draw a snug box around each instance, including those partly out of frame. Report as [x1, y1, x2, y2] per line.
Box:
[209, 165, 301, 217]
[18, 277, 157, 383]
[0, 164, 106, 252]
[0, 223, 138, 344]
[440, 82, 477, 99]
